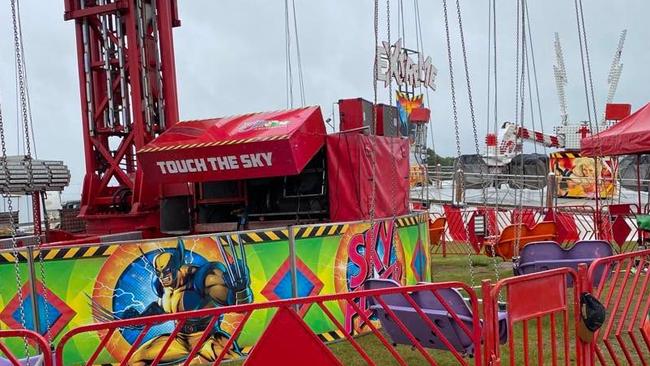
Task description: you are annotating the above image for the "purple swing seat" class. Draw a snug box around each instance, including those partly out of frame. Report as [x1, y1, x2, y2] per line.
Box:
[0, 354, 46, 366]
[513, 240, 613, 286]
[364, 279, 507, 356]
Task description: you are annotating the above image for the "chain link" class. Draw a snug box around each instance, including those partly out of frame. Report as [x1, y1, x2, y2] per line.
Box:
[442, 0, 476, 287]
[513, 0, 527, 259]
[453, 0, 501, 285]
[368, 0, 379, 256]
[11, 0, 52, 343]
[0, 86, 30, 364]
[386, 0, 398, 220]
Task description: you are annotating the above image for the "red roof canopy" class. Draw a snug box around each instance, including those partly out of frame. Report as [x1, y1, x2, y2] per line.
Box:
[137, 106, 326, 183]
[581, 103, 650, 156]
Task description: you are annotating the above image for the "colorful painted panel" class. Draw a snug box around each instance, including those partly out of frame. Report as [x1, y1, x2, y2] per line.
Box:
[550, 152, 617, 199]
[0, 214, 429, 364]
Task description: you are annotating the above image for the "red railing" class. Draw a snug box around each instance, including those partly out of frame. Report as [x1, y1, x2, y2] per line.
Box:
[0, 329, 52, 366]
[583, 249, 650, 365]
[55, 282, 483, 366]
[482, 268, 582, 366]
[2, 252, 647, 365]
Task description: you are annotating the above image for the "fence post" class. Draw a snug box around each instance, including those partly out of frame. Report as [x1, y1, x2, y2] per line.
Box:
[287, 225, 299, 312]
[442, 231, 447, 258]
[546, 172, 556, 210]
[576, 264, 593, 366]
[454, 169, 465, 206]
[481, 279, 496, 366]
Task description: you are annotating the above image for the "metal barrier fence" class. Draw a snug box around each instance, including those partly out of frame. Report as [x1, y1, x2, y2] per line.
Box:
[583, 249, 650, 365]
[433, 204, 646, 256]
[54, 282, 482, 366]
[0, 329, 52, 366]
[0, 257, 648, 365]
[482, 268, 582, 366]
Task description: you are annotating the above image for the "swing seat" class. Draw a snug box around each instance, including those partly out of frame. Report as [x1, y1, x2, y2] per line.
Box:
[428, 217, 446, 245]
[0, 354, 45, 366]
[485, 221, 557, 260]
[364, 279, 507, 356]
[513, 240, 613, 286]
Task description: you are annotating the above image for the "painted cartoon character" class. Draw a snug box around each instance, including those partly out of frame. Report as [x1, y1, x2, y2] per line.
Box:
[93, 238, 252, 365]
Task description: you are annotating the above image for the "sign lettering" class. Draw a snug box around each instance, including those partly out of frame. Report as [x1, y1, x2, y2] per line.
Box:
[155, 153, 273, 175]
[376, 38, 437, 90]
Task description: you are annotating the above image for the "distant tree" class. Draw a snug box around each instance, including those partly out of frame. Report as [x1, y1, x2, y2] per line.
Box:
[426, 149, 455, 166]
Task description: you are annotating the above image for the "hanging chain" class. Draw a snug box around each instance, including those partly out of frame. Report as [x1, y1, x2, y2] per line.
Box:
[368, 0, 379, 261]
[11, 0, 52, 342]
[387, 0, 393, 107]
[291, 0, 306, 106]
[0, 96, 31, 363]
[514, 0, 520, 125]
[513, 0, 528, 259]
[387, 0, 397, 219]
[284, 0, 294, 109]
[486, 0, 502, 285]
[455, 0, 500, 285]
[454, 0, 489, 218]
[442, 0, 475, 287]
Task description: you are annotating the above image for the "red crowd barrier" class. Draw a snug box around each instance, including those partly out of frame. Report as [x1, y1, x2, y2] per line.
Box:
[55, 282, 483, 366]
[482, 268, 582, 366]
[0, 329, 52, 366]
[2, 251, 647, 365]
[583, 249, 650, 365]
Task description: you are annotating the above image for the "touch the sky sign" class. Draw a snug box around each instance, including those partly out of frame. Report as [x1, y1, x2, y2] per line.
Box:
[137, 107, 326, 183]
[376, 38, 438, 91]
[156, 153, 273, 175]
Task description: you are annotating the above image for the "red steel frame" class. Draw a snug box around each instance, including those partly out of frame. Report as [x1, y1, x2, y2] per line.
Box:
[63, 0, 180, 235]
[55, 282, 483, 366]
[0, 329, 52, 366]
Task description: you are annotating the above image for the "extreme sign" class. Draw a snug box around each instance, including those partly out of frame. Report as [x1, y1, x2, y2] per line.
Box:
[137, 106, 326, 183]
[376, 38, 437, 90]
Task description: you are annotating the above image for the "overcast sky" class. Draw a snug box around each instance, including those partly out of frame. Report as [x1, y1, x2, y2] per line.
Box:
[0, 1, 648, 201]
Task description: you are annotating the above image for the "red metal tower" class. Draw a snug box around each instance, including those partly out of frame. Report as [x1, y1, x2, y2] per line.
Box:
[63, 0, 180, 235]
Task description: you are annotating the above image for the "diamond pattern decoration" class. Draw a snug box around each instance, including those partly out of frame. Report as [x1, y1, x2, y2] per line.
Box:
[411, 237, 426, 282]
[0, 281, 76, 339]
[262, 257, 324, 316]
[611, 216, 632, 248]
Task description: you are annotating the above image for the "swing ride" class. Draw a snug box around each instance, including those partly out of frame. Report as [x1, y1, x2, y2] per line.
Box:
[0, 0, 648, 365]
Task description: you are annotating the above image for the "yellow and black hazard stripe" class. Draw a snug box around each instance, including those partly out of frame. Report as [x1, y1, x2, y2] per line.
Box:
[390, 214, 427, 227]
[550, 151, 580, 159]
[0, 244, 119, 264]
[217, 229, 290, 245]
[294, 223, 349, 239]
[317, 329, 345, 343]
[138, 134, 290, 153]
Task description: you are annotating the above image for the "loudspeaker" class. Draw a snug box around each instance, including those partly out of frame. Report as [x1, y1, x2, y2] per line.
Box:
[338, 98, 374, 133]
[375, 104, 400, 137]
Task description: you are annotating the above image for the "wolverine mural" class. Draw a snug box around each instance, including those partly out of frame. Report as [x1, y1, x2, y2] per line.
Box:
[90, 237, 252, 365]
